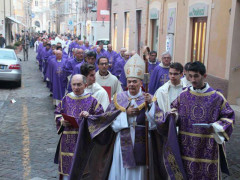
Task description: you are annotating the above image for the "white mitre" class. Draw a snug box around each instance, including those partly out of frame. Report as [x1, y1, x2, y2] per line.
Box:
[124, 54, 145, 80]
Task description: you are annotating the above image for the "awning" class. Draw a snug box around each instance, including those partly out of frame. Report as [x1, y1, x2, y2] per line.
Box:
[6, 16, 26, 27]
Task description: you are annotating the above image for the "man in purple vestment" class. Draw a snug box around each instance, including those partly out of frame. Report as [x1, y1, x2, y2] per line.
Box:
[103, 44, 117, 74]
[170, 62, 235, 179]
[48, 50, 68, 106]
[115, 51, 130, 90]
[54, 74, 104, 180]
[64, 49, 85, 77]
[148, 51, 171, 95]
[64, 49, 85, 92]
[82, 40, 92, 51]
[112, 48, 127, 76]
[42, 43, 52, 81]
[37, 40, 47, 71]
[148, 51, 160, 76]
[96, 46, 103, 62]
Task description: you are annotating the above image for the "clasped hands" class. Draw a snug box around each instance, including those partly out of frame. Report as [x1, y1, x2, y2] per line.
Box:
[127, 93, 152, 116]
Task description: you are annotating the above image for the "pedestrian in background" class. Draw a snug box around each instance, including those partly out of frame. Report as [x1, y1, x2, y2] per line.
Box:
[0, 34, 6, 48]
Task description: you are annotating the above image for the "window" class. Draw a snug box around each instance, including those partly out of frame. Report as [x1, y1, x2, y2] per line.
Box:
[136, 10, 142, 54]
[191, 17, 207, 63]
[35, 0, 38, 6]
[124, 12, 130, 50]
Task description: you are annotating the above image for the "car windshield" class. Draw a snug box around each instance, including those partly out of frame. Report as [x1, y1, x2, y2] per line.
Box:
[0, 50, 16, 60]
[96, 40, 110, 45]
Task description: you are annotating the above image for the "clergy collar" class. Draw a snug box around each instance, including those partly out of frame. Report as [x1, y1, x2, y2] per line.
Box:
[190, 83, 209, 93]
[98, 71, 110, 79]
[159, 62, 170, 68]
[70, 90, 88, 97]
[148, 60, 158, 64]
[127, 88, 142, 99]
[57, 59, 61, 62]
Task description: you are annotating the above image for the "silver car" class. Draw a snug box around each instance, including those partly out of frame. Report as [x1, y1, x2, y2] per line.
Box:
[0, 48, 22, 87]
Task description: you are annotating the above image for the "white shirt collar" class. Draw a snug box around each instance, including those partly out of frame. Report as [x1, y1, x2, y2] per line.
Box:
[148, 60, 158, 64]
[70, 90, 88, 97]
[190, 83, 210, 93]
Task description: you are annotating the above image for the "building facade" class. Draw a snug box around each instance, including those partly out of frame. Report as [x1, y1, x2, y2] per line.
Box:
[111, 0, 148, 53]
[111, 0, 240, 104]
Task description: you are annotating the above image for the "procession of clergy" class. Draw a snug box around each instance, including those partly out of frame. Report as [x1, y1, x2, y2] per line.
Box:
[35, 35, 235, 180]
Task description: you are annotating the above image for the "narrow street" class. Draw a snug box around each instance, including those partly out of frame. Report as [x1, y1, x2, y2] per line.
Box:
[0, 49, 239, 179]
[0, 49, 58, 180]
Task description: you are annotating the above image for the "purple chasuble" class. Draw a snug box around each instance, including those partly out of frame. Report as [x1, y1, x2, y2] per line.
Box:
[171, 87, 235, 180]
[48, 58, 67, 100]
[149, 65, 169, 95]
[54, 93, 104, 176]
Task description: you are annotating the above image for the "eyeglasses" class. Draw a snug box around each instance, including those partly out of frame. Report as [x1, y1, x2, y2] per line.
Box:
[169, 72, 181, 76]
[99, 62, 109, 66]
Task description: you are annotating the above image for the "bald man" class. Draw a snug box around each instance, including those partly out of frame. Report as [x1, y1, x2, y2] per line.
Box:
[54, 74, 104, 180]
[47, 50, 68, 106]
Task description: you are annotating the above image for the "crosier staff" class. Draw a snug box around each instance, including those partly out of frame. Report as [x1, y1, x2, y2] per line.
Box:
[143, 46, 150, 180]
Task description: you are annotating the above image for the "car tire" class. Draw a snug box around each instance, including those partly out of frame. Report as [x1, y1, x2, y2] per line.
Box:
[17, 80, 21, 87]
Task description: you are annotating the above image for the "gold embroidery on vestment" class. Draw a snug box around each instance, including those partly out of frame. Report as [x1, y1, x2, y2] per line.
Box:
[63, 131, 78, 135]
[182, 156, 218, 163]
[179, 131, 214, 138]
[189, 90, 216, 96]
[61, 152, 74, 156]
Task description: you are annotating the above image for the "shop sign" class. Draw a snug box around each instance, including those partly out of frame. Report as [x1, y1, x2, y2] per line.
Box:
[189, 3, 208, 17]
[149, 8, 159, 19]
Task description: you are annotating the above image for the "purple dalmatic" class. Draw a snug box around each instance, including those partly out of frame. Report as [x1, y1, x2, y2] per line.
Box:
[103, 50, 117, 74]
[54, 93, 104, 176]
[48, 57, 68, 100]
[148, 64, 169, 95]
[36, 42, 43, 63]
[171, 87, 235, 179]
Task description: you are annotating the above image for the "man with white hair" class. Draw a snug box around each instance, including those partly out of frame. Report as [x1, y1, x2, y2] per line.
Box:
[149, 51, 172, 95]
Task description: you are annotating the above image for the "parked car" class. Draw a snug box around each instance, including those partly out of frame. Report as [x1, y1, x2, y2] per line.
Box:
[0, 48, 22, 87]
[96, 39, 110, 50]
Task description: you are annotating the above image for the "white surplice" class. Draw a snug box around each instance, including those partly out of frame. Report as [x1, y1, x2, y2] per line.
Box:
[95, 70, 123, 99]
[154, 80, 185, 113]
[85, 82, 110, 111]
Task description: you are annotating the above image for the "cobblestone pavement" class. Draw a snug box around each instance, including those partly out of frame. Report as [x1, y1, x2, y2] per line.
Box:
[0, 48, 239, 180]
[0, 49, 58, 180]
